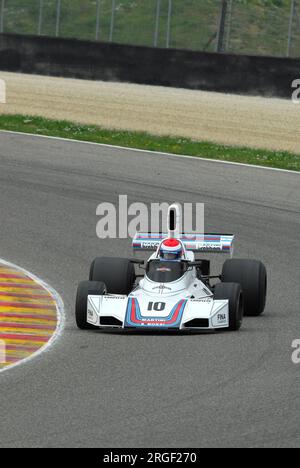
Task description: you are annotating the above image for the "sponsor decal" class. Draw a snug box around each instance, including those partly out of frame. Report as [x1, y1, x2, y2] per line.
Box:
[217, 313, 227, 323]
[125, 297, 187, 328]
[104, 296, 126, 300]
[156, 267, 171, 272]
[191, 298, 212, 303]
[141, 241, 160, 249]
[196, 243, 221, 250]
[140, 318, 165, 324]
[87, 307, 98, 325]
[152, 284, 172, 291]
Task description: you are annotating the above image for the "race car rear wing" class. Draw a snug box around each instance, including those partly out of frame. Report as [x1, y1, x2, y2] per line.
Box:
[132, 233, 235, 255]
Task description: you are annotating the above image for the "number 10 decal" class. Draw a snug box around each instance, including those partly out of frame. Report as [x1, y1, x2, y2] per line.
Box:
[148, 302, 166, 312]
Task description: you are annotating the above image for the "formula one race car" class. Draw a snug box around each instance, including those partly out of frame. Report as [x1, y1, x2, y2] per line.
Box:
[76, 204, 267, 332]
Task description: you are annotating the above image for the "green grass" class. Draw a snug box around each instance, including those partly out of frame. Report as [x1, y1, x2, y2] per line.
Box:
[0, 114, 299, 171]
[2, 0, 300, 57]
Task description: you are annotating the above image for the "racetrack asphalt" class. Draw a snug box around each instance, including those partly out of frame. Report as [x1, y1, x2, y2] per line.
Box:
[0, 131, 299, 448]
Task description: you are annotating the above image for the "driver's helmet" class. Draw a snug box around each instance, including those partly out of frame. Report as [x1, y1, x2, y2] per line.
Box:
[159, 238, 183, 262]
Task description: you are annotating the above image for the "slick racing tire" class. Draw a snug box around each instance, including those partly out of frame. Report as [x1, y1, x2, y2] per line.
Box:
[76, 280, 106, 330]
[214, 283, 243, 331]
[222, 259, 267, 316]
[89, 257, 135, 295]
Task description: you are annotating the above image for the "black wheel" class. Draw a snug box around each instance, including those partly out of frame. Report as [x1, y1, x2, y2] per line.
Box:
[89, 257, 135, 295]
[214, 283, 243, 331]
[75, 281, 106, 330]
[222, 259, 267, 317]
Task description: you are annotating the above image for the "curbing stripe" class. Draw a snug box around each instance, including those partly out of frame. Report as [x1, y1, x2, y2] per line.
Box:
[0, 259, 64, 373]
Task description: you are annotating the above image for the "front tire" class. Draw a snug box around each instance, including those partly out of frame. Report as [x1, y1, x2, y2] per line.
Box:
[222, 259, 267, 316]
[214, 283, 243, 331]
[75, 281, 106, 330]
[89, 257, 135, 295]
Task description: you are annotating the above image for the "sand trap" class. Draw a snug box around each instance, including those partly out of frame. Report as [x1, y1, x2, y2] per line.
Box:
[0, 72, 299, 153]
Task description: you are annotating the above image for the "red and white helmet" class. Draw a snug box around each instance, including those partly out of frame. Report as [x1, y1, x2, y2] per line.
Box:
[159, 238, 183, 261]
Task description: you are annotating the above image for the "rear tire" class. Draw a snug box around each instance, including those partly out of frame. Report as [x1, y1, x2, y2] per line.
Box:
[76, 281, 106, 330]
[214, 283, 243, 331]
[89, 257, 135, 295]
[222, 259, 267, 316]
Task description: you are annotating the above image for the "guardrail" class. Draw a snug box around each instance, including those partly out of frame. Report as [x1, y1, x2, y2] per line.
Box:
[0, 33, 299, 98]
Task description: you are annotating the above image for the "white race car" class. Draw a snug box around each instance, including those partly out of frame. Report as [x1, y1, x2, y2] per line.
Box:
[76, 204, 267, 332]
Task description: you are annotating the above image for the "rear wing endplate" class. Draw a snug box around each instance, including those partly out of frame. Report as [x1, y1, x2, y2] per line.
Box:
[132, 233, 234, 255]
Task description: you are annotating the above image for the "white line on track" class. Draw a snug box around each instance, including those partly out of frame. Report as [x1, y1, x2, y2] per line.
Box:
[0, 130, 299, 175]
[0, 258, 65, 374]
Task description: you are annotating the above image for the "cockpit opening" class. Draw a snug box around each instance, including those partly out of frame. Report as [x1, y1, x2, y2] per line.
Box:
[146, 260, 188, 283]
